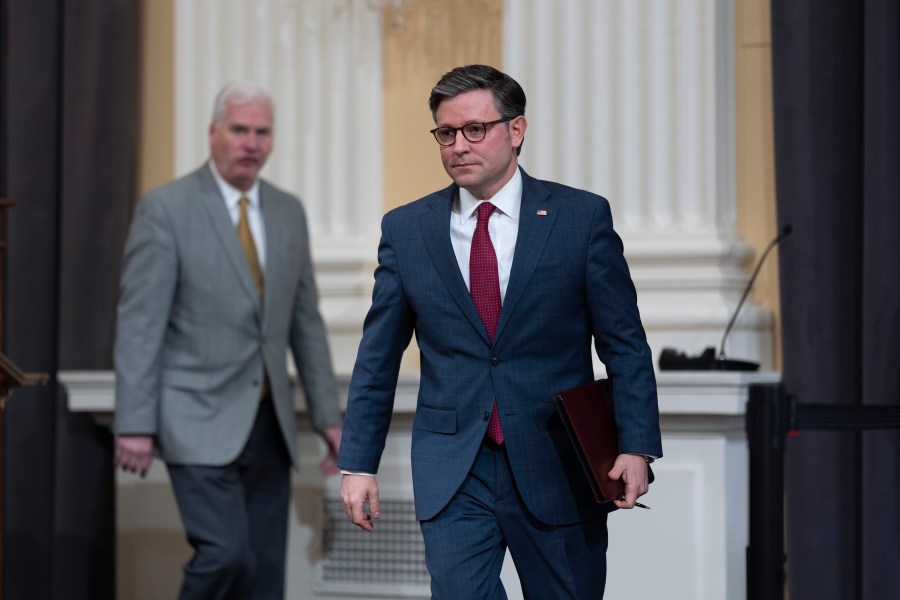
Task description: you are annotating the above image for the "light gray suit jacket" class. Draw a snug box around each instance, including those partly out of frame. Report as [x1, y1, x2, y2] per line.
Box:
[114, 164, 340, 466]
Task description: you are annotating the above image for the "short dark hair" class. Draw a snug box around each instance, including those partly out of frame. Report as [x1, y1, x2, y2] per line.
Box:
[428, 65, 527, 155]
[428, 64, 526, 119]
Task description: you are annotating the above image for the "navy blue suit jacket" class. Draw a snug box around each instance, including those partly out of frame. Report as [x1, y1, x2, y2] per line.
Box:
[339, 168, 662, 526]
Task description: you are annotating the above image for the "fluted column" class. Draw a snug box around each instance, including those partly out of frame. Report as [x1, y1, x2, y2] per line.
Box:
[173, 0, 383, 372]
[505, 0, 771, 367]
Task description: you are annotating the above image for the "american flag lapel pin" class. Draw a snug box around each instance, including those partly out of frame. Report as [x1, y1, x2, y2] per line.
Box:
[536, 209, 548, 216]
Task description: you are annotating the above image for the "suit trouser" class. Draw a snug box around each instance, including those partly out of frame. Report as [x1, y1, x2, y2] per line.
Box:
[168, 395, 292, 600]
[419, 439, 609, 600]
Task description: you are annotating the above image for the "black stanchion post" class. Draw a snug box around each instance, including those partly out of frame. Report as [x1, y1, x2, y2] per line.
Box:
[745, 385, 900, 598]
[746, 382, 788, 600]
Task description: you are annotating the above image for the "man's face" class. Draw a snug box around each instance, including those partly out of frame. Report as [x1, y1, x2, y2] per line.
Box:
[209, 101, 274, 192]
[434, 89, 526, 200]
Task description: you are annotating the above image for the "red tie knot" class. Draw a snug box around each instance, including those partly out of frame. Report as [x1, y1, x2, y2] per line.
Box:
[477, 202, 497, 222]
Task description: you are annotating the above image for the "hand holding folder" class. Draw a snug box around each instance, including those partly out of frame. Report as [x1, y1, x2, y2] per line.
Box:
[553, 378, 654, 505]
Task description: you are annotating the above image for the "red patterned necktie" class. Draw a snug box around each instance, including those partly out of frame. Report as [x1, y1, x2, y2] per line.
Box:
[470, 202, 504, 444]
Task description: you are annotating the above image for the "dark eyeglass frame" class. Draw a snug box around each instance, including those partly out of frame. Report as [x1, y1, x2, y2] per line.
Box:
[429, 116, 515, 146]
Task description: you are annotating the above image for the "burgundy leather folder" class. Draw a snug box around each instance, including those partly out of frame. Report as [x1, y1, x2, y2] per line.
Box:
[553, 378, 653, 503]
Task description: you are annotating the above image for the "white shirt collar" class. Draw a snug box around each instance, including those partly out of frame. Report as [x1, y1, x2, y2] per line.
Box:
[208, 161, 260, 209]
[457, 167, 522, 222]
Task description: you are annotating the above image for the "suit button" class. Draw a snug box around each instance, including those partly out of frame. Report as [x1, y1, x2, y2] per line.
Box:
[483, 410, 490, 421]
[252, 380, 260, 387]
[490, 357, 499, 366]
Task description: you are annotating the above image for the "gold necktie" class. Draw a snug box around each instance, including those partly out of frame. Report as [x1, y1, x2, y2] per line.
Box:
[237, 196, 264, 297]
[237, 196, 270, 398]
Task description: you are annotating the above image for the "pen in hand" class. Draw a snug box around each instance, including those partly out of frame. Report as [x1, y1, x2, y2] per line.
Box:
[616, 496, 651, 510]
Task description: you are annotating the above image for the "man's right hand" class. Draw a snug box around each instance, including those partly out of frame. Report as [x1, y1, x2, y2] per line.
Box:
[340, 474, 381, 532]
[114, 434, 154, 477]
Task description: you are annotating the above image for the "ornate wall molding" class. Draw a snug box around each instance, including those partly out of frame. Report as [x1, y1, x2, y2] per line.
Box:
[65, 369, 778, 599]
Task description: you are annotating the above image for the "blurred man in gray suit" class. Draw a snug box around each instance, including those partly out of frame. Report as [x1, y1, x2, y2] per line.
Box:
[113, 80, 342, 600]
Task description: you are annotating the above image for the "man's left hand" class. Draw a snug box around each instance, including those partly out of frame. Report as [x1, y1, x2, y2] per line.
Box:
[608, 453, 650, 509]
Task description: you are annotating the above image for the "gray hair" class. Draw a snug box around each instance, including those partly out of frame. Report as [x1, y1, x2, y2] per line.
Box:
[211, 80, 274, 124]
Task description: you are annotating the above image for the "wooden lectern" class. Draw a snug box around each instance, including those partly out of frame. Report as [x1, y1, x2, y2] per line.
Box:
[0, 198, 49, 599]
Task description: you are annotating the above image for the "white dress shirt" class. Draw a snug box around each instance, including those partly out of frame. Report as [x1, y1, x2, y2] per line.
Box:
[209, 161, 267, 269]
[450, 168, 522, 301]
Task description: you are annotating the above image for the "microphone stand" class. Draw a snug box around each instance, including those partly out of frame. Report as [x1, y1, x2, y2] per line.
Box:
[715, 225, 793, 368]
[659, 225, 793, 371]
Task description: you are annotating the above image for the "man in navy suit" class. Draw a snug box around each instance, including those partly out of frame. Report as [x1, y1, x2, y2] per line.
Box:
[338, 64, 661, 599]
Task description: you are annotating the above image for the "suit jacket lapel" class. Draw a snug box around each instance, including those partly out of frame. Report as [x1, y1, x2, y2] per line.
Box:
[419, 186, 492, 344]
[260, 183, 284, 324]
[494, 170, 555, 343]
[196, 166, 262, 317]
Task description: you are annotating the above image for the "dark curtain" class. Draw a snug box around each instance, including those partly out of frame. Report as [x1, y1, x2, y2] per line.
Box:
[2, 0, 139, 598]
[772, 1, 900, 598]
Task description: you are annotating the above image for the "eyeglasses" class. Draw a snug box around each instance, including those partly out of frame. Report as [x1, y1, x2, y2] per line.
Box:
[430, 117, 515, 146]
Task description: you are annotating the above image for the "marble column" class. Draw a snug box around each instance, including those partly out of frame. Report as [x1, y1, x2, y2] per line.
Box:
[172, 0, 383, 373]
[505, 0, 771, 367]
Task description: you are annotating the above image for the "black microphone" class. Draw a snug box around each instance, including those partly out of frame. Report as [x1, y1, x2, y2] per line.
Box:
[659, 225, 793, 371]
